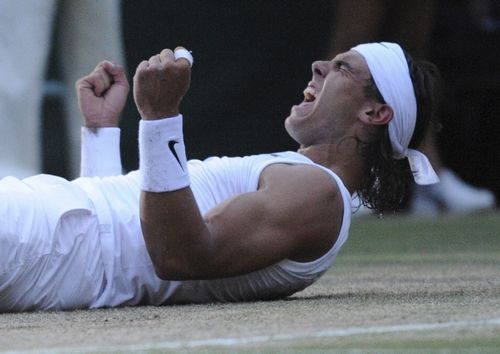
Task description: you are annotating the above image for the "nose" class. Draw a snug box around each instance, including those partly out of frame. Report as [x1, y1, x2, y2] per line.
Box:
[312, 60, 328, 78]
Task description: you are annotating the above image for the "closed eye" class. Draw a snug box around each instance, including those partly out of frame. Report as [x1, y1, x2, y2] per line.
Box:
[333, 60, 351, 73]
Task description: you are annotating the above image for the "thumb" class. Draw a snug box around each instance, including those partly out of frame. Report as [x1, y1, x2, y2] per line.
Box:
[102, 61, 129, 87]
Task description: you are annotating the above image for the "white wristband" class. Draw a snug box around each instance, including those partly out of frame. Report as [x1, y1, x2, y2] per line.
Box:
[139, 114, 190, 192]
[81, 127, 122, 177]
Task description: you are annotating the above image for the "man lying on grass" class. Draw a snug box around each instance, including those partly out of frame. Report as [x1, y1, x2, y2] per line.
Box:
[0, 43, 440, 311]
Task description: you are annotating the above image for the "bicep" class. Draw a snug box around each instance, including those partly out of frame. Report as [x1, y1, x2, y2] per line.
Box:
[202, 191, 299, 277]
[201, 166, 341, 278]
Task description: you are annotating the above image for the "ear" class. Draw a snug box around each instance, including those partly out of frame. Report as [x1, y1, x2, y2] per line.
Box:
[358, 103, 393, 126]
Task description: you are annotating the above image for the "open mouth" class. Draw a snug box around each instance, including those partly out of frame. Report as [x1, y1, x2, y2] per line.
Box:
[303, 86, 317, 102]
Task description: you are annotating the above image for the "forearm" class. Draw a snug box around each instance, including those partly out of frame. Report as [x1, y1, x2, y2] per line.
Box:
[135, 47, 199, 279]
[139, 115, 213, 279]
[80, 127, 122, 177]
[140, 188, 213, 280]
[76, 60, 129, 178]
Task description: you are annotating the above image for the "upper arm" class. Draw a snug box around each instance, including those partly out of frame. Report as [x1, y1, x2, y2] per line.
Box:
[198, 163, 343, 278]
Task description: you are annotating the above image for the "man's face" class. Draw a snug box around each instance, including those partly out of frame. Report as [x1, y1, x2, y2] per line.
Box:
[285, 50, 373, 146]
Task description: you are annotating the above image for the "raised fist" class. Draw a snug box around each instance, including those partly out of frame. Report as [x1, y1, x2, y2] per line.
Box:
[133, 47, 192, 120]
[76, 61, 130, 127]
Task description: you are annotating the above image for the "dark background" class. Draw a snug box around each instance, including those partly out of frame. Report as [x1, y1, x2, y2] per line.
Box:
[431, 0, 500, 201]
[119, 0, 335, 166]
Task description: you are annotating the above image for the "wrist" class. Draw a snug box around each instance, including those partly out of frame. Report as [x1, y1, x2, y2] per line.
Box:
[81, 127, 122, 177]
[83, 114, 120, 128]
[139, 114, 190, 192]
[139, 108, 180, 121]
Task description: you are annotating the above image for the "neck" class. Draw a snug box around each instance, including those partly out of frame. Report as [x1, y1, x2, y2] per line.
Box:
[297, 140, 364, 195]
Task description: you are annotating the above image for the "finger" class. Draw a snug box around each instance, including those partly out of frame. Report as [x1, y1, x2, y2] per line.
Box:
[102, 60, 129, 88]
[88, 61, 113, 94]
[134, 60, 149, 79]
[92, 60, 108, 75]
[174, 47, 194, 67]
[75, 72, 102, 99]
[159, 48, 174, 64]
[136, 60, 149, 71]
[75, 77, 91, 98]
[94, 68, 112, 96]
[148, 54, 161, 68]
[101, 60, 123, 77]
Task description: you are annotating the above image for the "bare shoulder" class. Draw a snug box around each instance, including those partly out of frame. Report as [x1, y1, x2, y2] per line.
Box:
[259, 163, 342, 201]
[259, 163, 345, 262]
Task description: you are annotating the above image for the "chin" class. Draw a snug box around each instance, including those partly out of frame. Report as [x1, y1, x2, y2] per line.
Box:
[284, 117, 292, 134]
[284, 117, 303, 144]
[286, 110, 304, 125]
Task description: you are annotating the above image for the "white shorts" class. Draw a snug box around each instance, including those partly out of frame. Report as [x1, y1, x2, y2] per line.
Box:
[0, 175, 106, 312]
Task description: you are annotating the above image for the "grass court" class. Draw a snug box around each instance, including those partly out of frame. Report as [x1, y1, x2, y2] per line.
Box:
[1, 211, 499, 353]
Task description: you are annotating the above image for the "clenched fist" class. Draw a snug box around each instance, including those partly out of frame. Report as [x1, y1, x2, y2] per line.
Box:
[133, 47, 192, 120]
[76, 61, 129, 128]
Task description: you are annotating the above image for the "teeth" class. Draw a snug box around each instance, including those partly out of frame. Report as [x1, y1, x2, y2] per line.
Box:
[303, 87, 316, 102]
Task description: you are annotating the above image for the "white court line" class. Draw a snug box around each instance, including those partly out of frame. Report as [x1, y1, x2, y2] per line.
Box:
[4, 317, 500, 354]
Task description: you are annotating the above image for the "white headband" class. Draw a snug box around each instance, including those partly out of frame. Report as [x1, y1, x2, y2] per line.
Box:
[352, 42, 439, 185]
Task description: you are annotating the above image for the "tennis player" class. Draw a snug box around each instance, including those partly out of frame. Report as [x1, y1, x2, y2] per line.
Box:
[0, 43, 440, 311]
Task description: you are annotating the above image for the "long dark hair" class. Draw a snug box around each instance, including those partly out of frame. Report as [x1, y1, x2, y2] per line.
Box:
[356, 52, 443, 213]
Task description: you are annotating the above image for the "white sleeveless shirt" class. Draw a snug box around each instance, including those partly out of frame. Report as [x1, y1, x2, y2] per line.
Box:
[76, 151, 352, 307]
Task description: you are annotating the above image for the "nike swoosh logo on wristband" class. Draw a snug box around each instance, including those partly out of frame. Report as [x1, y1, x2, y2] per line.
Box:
[168, 140, 184, 171]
